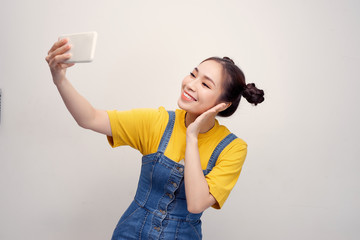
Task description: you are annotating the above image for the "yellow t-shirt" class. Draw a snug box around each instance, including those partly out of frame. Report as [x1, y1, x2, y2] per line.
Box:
[107, 107, 247, 209]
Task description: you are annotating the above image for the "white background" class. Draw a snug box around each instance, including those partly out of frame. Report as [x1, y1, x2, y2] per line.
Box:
[0, 0, 359, 239]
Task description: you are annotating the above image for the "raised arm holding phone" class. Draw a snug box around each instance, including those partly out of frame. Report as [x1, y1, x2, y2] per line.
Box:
[45, 38, 111, 136]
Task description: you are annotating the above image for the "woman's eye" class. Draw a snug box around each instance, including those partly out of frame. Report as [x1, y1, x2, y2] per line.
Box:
[190, 72, 195, 78]
[202, 83, 210, 88]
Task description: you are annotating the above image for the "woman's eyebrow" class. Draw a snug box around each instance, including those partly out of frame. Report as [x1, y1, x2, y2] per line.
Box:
[194, 67, 216, 86]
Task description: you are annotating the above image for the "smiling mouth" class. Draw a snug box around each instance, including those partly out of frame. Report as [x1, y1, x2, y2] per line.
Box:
[182, 91, 197, 101]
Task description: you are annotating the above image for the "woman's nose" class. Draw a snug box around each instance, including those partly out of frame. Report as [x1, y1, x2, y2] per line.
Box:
[186, 78, 198, 91]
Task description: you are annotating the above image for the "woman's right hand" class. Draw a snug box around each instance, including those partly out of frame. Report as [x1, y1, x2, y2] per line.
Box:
[45, 38, 75, 85]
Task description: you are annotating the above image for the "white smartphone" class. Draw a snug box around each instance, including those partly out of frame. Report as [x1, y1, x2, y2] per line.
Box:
[58, 31, 97, 63]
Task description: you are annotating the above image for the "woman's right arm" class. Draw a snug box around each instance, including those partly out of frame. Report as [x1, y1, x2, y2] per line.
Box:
[45, 38, 112, 136]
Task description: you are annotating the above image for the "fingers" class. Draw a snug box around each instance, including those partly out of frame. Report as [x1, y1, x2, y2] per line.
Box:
[46, 43, 71, 63]
[214, 103, 228, 112]
[61, 62, 75, 68]
[206, 103, 227, 115]
[194, 103, 227, 123]
[47, 38, 68, 55]
[196, 105, 221, 122]
[45, 38, 72, 66]
[45, 38, 74, 71]
[48, 53, 72, 68]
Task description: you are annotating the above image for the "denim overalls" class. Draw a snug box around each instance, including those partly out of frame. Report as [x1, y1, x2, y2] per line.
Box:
[111, 111, 237, 240]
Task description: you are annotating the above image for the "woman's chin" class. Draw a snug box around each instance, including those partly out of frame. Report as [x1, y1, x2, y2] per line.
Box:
[177, 98, 189, 110]
[178, 99, 192, 112]
[177, 98, 183, 109]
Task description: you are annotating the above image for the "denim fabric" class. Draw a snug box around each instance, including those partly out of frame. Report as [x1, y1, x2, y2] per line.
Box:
[111, 111, 237, 240]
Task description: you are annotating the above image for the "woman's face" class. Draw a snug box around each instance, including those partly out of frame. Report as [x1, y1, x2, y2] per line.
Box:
[178, 60, 225, 116]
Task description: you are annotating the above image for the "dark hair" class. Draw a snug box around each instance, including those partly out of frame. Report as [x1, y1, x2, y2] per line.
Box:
[201, 57, 265, 117]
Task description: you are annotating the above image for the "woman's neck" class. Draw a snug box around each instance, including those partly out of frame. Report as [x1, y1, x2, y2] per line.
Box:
[185, 112, 216, 134]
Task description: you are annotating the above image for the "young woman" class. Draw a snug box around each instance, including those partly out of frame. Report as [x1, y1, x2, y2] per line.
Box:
[46, 38, 264, 239]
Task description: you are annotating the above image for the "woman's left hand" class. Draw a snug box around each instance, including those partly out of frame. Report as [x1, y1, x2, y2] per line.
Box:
[187, 103, 228, 137]
[184, 103, 227, 212]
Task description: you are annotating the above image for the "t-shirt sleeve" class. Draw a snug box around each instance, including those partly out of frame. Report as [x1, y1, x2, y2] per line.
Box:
[106, 107, 168, 155]
[205, 138, 248, 209]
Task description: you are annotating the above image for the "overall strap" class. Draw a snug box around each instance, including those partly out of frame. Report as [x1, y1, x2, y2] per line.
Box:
[157, 111, 176, 154]
[203, 133, 237, 175]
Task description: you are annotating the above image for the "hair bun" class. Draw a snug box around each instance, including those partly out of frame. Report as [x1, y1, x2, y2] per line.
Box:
[242, 83, 265, 106]
[222, 57, 235, 64]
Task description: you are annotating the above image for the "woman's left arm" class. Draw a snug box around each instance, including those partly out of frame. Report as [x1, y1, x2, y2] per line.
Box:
[184, 103, 227, 214]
